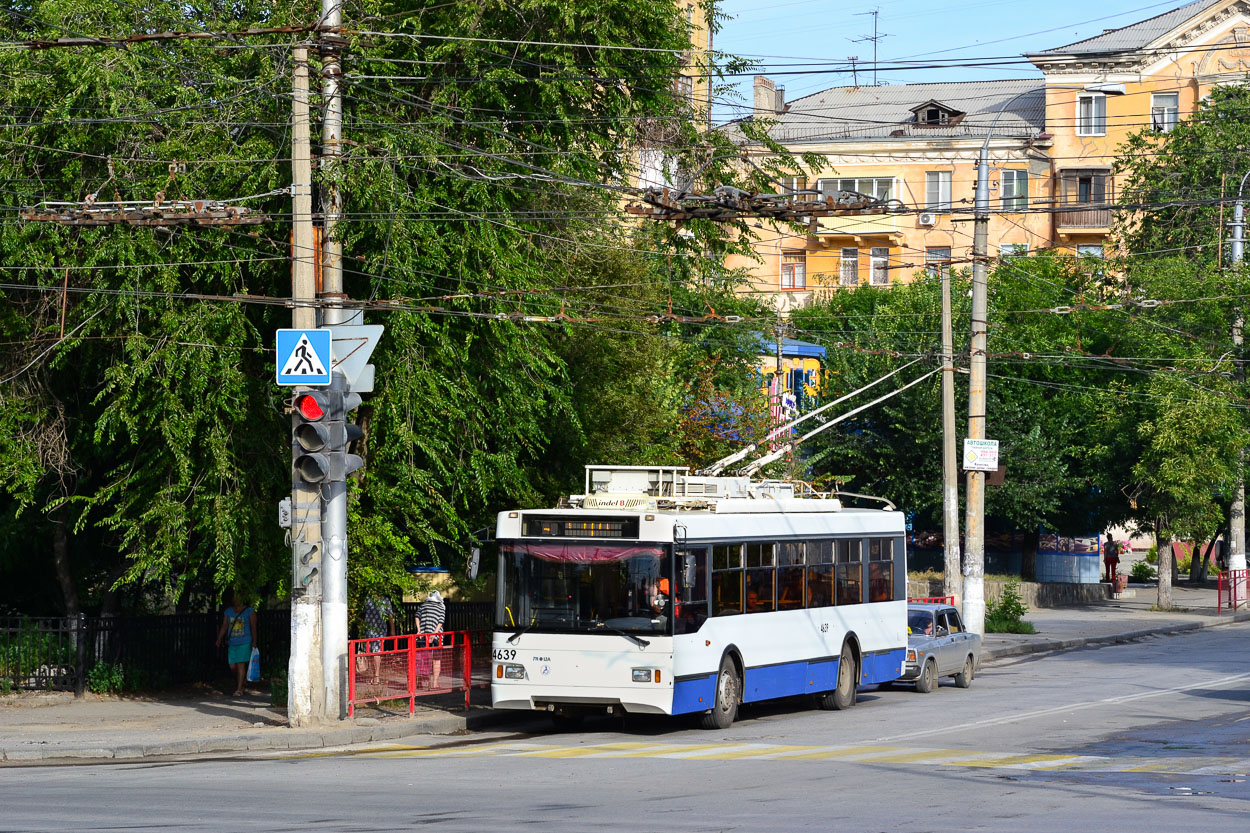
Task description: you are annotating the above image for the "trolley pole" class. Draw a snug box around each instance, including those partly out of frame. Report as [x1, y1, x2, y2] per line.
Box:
[964, 143, 990, 636]
[319, 0, 352, 720]
[941, 259, 961, 604]
[288, 44, 325, 726]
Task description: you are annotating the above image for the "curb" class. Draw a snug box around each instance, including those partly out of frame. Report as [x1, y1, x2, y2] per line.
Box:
[0, 706, 516, 765]
[982, 609, 1250, 662]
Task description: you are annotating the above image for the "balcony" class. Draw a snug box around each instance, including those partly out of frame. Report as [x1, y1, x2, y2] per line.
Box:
[813, 213, 900, 242]
[1056, 205, 1112, 236]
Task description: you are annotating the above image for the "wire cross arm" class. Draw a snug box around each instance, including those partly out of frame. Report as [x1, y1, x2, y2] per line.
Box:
[624, 187, 890, 222]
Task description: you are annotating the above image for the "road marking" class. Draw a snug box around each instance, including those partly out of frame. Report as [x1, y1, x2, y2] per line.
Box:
[872, 671, 1250, 744]
[350, 739, 1248, 776]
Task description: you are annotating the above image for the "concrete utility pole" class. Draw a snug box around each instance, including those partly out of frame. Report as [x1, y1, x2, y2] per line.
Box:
[941, 260, 961, 604]
[1229, 172, 1249, 592]
[964, 143, 990, 636]
[319, 0, 352, 720]
[288, 44, 325, 726]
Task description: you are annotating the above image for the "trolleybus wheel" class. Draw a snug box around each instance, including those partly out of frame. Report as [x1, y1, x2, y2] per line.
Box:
[817, 643, 857, 710]
[701, 657, 739, 730]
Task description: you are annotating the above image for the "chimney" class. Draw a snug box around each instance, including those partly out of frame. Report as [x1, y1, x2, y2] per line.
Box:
[775, 85, 786, 114]
[754, 76, 777, 115]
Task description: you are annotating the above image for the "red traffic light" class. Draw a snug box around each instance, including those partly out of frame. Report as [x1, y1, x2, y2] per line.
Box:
[295, 393, 325, 421]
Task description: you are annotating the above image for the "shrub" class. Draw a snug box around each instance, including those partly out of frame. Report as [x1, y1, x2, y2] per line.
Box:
[270, 671, 288, 708]
[1145, 544, 1158, 565]
[1130, 561, 1157, 582]
[87, 662, 124, 694]
[985, 580, 1036, 634]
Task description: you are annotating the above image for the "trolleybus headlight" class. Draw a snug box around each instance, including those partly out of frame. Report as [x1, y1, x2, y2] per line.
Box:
[632, 668, 659, 683]
[504, 663, 526, 679]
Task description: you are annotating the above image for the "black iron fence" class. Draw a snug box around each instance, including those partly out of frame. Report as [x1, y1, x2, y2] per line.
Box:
[0, 601, 492, 694]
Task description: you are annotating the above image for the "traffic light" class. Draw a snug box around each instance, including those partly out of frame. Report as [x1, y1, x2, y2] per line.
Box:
[291, 388, 364, 483]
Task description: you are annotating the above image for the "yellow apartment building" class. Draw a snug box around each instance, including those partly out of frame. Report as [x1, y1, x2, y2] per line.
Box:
[725, 0, 1250, 312]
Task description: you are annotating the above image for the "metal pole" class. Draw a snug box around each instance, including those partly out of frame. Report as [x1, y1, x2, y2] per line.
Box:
[319, 0, 350, 721]
[941, 258, 961, 604]
[964, 142, 990, 636]
[289, 44, 325, 726]
[1229, 177, 1248, 586]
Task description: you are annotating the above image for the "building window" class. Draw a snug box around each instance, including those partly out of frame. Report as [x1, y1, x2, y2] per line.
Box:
[778, 175, 807, 202]
[820, 177, 893, 202]
[870, 247, 890, 285]
[1060, 170, 1109, 205]
[840, 248, 859, 286]
[674, 72, 693, 106]
[1076, 94, 1107, 136]
[925, 247, 951, 278]
[1001, 169, 1029, 211]
[781, 251, 806, 289]
[1076, 244, 1104, 258]
[1151, 93, 1179, 132]
[925, 171, 952, 211]
[999, 243, 1028, 257]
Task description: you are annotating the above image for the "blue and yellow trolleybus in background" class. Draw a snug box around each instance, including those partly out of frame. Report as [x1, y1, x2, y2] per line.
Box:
[492, 465, 907, 729]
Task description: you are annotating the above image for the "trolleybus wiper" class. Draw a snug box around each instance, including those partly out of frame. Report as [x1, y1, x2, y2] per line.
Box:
[595, 622, 650, 648]
[507, 623, 535, 644]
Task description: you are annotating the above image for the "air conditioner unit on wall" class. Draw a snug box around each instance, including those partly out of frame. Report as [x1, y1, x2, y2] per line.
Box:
[918, 212, 938, 227]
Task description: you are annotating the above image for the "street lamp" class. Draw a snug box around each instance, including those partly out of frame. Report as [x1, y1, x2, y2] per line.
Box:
[961, 82, 1126, 636]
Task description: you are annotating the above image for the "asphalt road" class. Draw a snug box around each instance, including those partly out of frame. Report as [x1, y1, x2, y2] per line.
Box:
[3, 623, 1249, 832]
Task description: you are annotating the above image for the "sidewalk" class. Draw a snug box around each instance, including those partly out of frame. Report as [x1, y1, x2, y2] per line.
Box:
[2, 583, 1247, 764]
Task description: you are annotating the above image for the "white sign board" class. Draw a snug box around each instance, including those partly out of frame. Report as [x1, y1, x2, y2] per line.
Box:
[963, 438, 1000, 472]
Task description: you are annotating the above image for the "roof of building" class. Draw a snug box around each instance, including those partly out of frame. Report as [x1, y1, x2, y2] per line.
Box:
[1031, 0, 1225, 56]
[721, 79, 1044, 144]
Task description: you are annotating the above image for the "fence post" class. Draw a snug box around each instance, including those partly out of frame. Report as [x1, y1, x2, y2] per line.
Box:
[407, 635, 416, 715]
[74, 613, 86, 697]
[463, 632, 471, 710]
[347, 640, 355, 718]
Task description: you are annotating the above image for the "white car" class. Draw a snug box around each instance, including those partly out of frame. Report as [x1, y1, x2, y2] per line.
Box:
[899, 603, 980, 693]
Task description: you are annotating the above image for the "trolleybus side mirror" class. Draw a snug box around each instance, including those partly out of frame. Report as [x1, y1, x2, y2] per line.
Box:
[682, 553, 696, 590]
[468, 546, 481, 581]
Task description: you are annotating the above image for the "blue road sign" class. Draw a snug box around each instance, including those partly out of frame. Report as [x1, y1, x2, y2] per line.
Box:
[276, 329, 332, 386]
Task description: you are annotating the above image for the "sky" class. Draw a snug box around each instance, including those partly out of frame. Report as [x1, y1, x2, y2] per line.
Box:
[711, 0, 1198, 121]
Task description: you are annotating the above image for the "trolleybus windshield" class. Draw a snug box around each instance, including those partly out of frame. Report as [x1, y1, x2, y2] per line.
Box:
[497, 541, 671, 635]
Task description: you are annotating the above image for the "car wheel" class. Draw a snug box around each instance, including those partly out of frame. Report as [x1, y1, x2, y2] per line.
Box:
[818, 643, 857, 710]
[915, 658, 936, 694]
[700, 656, 739, 730]
[954, 656, 975, 689]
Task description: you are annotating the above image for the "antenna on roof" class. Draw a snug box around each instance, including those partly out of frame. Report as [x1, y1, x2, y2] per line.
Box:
[847, 55, 859, 87]
[850, 9, 892, 86]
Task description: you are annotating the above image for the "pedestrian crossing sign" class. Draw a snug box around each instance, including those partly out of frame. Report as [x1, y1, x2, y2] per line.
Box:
[276, 329, 331, 386]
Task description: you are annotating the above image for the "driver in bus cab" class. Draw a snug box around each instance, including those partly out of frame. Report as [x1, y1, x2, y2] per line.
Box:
[647, 578, 671, 620]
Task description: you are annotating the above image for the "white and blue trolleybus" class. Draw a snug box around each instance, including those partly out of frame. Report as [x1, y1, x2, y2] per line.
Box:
[492, 465, 907, 728]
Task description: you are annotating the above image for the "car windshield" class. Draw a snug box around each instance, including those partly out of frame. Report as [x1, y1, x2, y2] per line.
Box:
[908, 610, 935, 635]
[497, 540, 671, 635]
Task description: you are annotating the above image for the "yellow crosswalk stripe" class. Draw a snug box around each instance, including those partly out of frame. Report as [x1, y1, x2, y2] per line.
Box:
[517, 742, 657, 758]
[345, 738, 1246, 776]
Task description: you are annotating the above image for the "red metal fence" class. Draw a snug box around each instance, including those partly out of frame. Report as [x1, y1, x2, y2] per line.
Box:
[908, 596, 955, 605]
[1218, 569, 1249, 614]
[348, 631, 488, 717]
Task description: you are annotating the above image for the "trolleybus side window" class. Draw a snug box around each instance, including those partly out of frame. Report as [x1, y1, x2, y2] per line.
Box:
[806, 540, 834, 608]
[777, 541, 805, 610]
[835, 539, 863, 605]
[675, 547, 709, 633]
[868, 538, 894, 603]
[712, 543, 743, 616]
[745, 543, 775, 612]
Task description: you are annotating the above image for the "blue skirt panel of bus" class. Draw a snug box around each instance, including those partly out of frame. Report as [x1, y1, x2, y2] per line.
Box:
[860, 648, 906, 685]
[672, 673, 717, 715]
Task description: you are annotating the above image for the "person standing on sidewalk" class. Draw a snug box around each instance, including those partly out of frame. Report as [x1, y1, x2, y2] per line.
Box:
[361, 594, 395, 685]
[215, 592, 256, 697]
[417, 590, 446, 688]
[1103, 536, 1120, 584]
